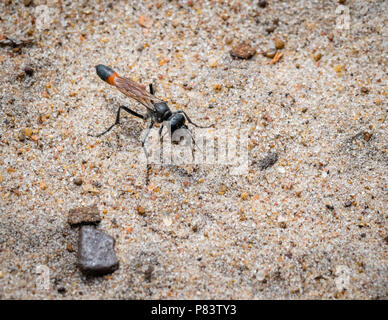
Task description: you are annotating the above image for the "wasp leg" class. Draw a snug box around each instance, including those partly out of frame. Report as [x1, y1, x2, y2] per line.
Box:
[93, 105, 144, 137]
[158, 124, 164, 165]
[185, 125, 203, 159]
[142, 121, 155, 185]
[149, 83, 155, 95]
[141, 121, 155, 163]
[174, 110, 214, 128]
[158, 124, 164, 142]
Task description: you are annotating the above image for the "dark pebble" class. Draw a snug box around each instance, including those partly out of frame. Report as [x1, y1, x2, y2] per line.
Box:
[285, 252, 292, 259]
[326, 204, 334, 211]
[73, 177, 83, 186]
[279, 221, 287, 229]
[384, 236, 388, 244]
[258, 0, 267, 8]
[363, 131, 372, 142]
[18, 130, 26, 142]
[57, 287, 66, 294]
[265, 25, 276, 33]
[24, 66, 34, 76]
[78, 226, 119, 276]
[144, 265, 154, 282]
[68, 204, 101, 227]
[361, 87, 370, 94]
[255, 152, 278, 170]
[344, 201, 352, 208]
[360, 233, 366, 238]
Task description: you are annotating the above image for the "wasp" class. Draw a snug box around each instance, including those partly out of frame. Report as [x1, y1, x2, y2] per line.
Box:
[93, 65, 212, 161]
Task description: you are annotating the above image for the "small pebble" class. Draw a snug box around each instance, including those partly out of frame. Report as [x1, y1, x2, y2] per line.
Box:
[313, 53, 322, 62]
[274, 38, 285, 49]
[363, 132, 372, 142]
[68, 204, 101, 226]
[344, 201, 352, 208]
[138, 15, 153, 29]
[144, 265, 154, 282]
[24, 127, 32, 137]
[241, 192, 249, 200]
[279, 222, 287, 229]
[326, 204, 334, 211]
[263, 48, 277, 58]
[73, 177, 83, 186]
[334, 65, 342, 73]
[258, 0, 267, 8]
[213, 84, 222, 91]
[66, 242, 74, 252]
[18, 130, 25, 142]
[24, 66, 34, 76]
[136, 206, 146, 215]
[221, 14, 229, 21]
[361, 87, 370, 94]
[224, 36, 233, 45]
[219, 185, 227, 195]
[266, 25, 276, 33]
[230, 41, 256, 59]
[208, 58, 218, 68]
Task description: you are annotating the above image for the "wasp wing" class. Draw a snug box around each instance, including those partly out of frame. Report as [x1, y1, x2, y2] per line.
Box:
[113, 76, 163, 112]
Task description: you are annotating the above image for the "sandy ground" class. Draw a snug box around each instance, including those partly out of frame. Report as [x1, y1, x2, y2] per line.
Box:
[0, 0, 387, 299]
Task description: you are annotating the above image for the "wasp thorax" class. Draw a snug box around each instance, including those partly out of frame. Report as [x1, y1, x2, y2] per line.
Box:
[154, 102, 172, 122]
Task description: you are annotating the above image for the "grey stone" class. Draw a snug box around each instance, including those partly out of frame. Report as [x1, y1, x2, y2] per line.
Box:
[78, 226, 119, 276]
[256, 152, 278, 170]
